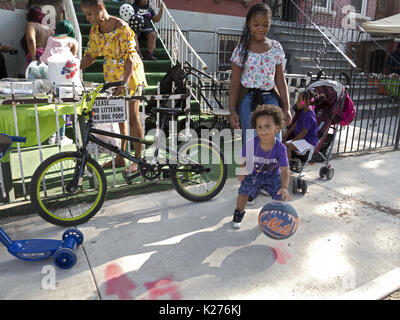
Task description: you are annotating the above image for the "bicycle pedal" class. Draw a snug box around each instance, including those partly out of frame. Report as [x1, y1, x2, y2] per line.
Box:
[122, 171, 140, 185]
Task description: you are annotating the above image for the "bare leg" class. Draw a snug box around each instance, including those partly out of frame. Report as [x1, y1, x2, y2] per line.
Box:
[237, 194, 249, 212]
[147, 31, 157, 53]
[101, 122, 127, 168]
[285, 142, 298, 161]
[128, 99, 143, 167]
[146, 32, 157, 60]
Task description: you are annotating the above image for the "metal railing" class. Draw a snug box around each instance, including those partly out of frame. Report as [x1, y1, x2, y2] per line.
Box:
[149, 0, 207, 71]
[262, 0, 400, 154]
[0, 87, 191, 205]
[64, 0, 82, 59]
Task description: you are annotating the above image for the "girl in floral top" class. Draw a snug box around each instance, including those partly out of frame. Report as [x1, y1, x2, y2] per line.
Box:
[228, 3, 292, 145]
[80, 0, 147, 171]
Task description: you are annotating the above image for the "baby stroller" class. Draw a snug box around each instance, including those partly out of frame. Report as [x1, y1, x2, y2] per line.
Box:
[288, 77, 355, 194]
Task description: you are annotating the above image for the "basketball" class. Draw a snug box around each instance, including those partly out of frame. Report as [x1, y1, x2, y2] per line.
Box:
[258, 202, 299, 240]
[119, 3, 135, 22]
[129, 14, 145, 32]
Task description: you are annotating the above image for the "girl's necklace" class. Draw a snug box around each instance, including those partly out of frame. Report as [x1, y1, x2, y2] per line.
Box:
[253, 142, 273, 184]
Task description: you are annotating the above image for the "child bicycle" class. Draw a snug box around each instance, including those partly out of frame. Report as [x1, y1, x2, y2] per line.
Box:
[30, 81, 227, 227]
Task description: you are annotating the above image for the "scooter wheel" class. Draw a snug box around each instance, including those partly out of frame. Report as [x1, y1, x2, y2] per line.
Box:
[53, 248, 77, 269]
[62, 229, 84, 246]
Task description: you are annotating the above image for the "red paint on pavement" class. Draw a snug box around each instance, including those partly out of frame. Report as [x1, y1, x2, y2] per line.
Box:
[143, 278, 182, 300]
[273, 243, 292, 264]
[105, 263, 136, 300]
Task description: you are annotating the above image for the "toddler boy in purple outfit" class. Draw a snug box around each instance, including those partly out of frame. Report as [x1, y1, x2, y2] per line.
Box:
[232, 105, 291, 229]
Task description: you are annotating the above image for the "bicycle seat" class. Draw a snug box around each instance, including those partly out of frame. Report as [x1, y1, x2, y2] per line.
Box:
[151, 107, 182, 116]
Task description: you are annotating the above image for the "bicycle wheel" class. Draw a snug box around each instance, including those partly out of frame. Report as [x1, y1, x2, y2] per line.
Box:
[171, 138, 227, 202]
[30, 151, 107, 226]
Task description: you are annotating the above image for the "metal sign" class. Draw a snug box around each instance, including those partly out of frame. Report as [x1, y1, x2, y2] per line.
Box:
[92, 99, 126, 123]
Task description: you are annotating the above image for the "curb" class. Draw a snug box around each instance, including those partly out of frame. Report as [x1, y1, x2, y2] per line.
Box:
[337, 268, 400, 300]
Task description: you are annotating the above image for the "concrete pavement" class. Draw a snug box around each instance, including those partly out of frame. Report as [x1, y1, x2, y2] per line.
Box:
[0, 150, 399, 300]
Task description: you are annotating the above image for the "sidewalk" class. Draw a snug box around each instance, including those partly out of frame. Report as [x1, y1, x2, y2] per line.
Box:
[0, 150, 399, 300]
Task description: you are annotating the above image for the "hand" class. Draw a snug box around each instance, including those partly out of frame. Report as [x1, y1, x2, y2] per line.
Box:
[283, 111, 292, 127]
[277, 187, 291, 201]
[0, 45, 10, 53]
[112, 85, 126, 97]
[229, 111, 240, 129]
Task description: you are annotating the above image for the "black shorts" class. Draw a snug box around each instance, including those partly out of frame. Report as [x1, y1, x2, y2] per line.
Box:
[136, 28, 155, 40]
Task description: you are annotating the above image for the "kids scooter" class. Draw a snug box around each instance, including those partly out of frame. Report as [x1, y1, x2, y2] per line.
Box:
[0, 134, 84, 269]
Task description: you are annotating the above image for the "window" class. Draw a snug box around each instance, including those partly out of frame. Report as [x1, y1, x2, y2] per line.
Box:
[217, 33, 241, 71]
[314, 0, 331, 10]
[351, 0, 367, 16]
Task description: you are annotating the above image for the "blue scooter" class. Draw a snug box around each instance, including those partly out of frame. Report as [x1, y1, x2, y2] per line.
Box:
[0, 134, 84, 269]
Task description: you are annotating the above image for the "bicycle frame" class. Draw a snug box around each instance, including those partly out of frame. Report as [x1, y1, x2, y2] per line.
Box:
[69, 84, 202, 190]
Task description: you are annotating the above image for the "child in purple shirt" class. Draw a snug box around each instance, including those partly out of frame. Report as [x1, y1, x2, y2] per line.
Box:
[232, 105, 291, 229]
[284, 89, 322, 161]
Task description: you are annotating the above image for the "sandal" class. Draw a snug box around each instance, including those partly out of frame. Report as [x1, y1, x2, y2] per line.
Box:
[124, 162, 138, 174]
[102, 156, 126, 169]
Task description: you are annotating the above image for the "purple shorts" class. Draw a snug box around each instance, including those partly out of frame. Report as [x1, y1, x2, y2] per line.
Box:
[238, 172, 282, 200]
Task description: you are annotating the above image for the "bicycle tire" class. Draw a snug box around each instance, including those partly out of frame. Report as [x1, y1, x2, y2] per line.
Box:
[30, 151, 107, 227]
[171, 138, 227, 202]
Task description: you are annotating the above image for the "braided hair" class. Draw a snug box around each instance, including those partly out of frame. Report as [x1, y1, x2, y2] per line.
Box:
[238, 3, 272, 66]
[302, 89, 326, 107]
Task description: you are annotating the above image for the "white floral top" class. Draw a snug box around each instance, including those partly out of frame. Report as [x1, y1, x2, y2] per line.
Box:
[230, 40, 285, 91]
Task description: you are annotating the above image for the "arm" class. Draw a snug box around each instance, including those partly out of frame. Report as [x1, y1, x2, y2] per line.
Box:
[238, 160, 246, 182]
[80, 53, 95, 70]
[112, 55, 135, 96]
[26, 22, 37, 62]
[152, 5, 163, 23]
[275, 63, 292, 126]
[292, 128, 308, 142]
[70, 41, 78, 57]
[228, 63, 243, 129]
[283, 121, 296, 141]
[277, 166, 291, 201]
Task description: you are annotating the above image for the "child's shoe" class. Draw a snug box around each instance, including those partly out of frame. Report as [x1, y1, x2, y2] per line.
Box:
[232, 209, 245, 229]
[259, 186, 270, 197]
[247, 196, 255, 206]
[146, 51, 157, 61]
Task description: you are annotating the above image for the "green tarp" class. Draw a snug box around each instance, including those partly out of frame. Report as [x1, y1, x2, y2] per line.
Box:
[0, 102, 83, 162]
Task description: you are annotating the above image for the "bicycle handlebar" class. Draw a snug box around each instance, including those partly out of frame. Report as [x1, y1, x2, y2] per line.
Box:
[99, 81, 125, 93]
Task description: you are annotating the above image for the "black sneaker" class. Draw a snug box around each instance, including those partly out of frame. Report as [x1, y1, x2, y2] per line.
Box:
[247, 196, 255, 206]
[232, 209, 245, 229]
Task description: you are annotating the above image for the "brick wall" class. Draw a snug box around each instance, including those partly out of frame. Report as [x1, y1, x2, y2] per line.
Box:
[299, 0, 377, 29]
[0, 0, 28, 10]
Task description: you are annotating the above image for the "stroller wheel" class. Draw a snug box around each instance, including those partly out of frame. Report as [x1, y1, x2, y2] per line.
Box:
[300, 180, 307, 194]
[326, 168, 335, 180]
[319, 167, 328, 178]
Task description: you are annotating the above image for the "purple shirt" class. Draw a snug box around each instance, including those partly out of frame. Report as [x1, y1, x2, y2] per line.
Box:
[242, 137, 289, 176]
[294, 109, 319, 147]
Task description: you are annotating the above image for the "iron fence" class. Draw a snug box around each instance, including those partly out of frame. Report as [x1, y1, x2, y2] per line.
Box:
[262, 0, 400, 154]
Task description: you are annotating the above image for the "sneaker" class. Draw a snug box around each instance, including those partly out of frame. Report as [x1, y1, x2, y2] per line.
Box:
[259, 186, 270, 197]
[232, 209, 245, 229]
[60, 136, 73, 146]
[48, 133, 56, 145]
[247, 196, 255, 206]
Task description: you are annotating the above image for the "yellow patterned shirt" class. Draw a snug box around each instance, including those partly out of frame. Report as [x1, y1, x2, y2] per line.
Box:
[84, 23, 147, 95]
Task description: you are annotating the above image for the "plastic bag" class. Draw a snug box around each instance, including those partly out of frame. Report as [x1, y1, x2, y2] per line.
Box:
[87, 122, 121, 155]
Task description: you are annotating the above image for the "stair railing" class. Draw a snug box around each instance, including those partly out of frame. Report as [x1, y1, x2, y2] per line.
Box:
[149, 0, 211, 109]
[149, 0, 208, 71]
[64, 0, 82, 59]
